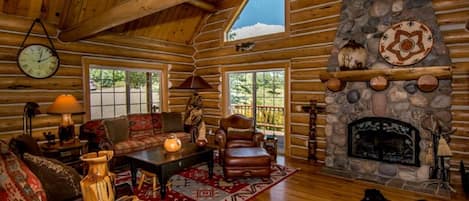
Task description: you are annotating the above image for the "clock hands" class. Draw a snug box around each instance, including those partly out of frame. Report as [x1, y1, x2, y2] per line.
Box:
[38, 56, 53, 62]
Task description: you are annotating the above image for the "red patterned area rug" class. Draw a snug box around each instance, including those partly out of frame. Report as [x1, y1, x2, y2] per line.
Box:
[115, 163, 297, 201]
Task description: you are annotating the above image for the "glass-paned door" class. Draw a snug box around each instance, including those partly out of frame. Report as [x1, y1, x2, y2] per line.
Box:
[227, 70, 285, 153]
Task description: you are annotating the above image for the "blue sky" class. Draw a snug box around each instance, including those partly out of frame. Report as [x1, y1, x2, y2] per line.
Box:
[232, 0, 285, 29]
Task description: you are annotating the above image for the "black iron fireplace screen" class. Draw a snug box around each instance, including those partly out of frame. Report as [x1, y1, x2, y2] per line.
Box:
[348, 117, 420, 166]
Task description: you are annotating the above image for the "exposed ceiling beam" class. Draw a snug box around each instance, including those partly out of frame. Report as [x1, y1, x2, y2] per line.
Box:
[187, 0, 216, 12]
[58, 0, 191, 42]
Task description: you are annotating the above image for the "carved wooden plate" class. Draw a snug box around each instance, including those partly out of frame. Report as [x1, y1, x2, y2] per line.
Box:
[379, 21, 433, 66]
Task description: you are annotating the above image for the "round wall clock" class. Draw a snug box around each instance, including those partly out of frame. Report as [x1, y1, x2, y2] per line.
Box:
[379, 21, 433, 66]
[17, 44, 60, 79]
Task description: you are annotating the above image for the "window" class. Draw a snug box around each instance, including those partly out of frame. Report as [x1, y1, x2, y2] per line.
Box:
[89, 65, 162, 119]
[226, 0, 285, 41]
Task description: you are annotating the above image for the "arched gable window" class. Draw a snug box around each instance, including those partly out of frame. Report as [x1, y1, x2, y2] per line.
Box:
[225, 0, 285, 42]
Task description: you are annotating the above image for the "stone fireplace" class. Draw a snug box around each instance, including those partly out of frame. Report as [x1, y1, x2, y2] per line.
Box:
[322, 0, 453, 197]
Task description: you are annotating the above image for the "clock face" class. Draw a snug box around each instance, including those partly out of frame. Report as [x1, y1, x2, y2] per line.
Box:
[17, 44, 60, 79]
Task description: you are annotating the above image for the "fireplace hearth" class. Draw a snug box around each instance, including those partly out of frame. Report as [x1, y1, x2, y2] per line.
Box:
[348, 117, 420, 166]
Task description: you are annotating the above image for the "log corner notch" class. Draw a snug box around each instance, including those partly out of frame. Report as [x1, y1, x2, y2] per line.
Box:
[319, 66, 452, 91]
[58, 0, 216, 42]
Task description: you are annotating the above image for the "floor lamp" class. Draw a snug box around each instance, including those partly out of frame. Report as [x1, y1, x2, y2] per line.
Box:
[172, 75, 214, 143]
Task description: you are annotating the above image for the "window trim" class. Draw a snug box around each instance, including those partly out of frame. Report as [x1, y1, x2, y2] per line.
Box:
[82, 57, 168, 121]
[222, 0, 290, 44]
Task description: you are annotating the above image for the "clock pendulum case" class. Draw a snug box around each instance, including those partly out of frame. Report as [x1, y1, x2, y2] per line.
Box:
[16, 18, 60, 79]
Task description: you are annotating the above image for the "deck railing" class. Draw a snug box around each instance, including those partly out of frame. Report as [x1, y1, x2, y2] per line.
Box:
[231, 104, 284, 133]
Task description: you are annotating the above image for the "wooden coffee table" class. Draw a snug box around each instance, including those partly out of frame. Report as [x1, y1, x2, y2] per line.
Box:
[125, 143, 214, 199]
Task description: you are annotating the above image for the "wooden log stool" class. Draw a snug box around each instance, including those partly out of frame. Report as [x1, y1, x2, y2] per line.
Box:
[137, 170, 172, 192]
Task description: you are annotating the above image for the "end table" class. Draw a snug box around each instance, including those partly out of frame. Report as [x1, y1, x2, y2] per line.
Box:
[263, 135, 278, 163]
[39, 139, 88, 172]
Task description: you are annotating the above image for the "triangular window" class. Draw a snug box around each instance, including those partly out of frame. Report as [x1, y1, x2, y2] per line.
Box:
[226, 0, 285, 42]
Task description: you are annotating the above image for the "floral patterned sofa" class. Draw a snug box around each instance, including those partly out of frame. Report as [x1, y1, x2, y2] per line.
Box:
[79, 113, 192, 157]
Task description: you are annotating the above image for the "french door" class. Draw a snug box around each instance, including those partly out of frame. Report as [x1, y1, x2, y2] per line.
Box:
[226, 70, 285, 152]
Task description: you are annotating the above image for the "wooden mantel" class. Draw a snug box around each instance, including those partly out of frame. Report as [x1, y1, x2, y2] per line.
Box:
[319, 66, 452, 82]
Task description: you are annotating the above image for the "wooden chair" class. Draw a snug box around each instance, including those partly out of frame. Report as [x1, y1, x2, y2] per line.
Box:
[137, 169, 171, 192]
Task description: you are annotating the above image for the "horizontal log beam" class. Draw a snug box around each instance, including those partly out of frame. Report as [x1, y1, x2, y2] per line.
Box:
[187, 0, 216, 12]
[319, 66, 452, 82]
[58, 0, 191, 42]
[89, 33, 195, 55]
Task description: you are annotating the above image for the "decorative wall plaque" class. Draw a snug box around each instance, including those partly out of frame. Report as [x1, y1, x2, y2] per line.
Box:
[379, 21, 433, 66]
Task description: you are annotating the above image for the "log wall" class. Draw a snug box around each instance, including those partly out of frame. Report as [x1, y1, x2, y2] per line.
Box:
[0, 14, 194, 141]
[193, 0, 469, 176]
[193, 0, 339, 160]
[432, 0, 469, 182]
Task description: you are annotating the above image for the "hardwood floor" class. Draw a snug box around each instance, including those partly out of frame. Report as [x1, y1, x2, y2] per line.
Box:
[252, 156, 467, 201]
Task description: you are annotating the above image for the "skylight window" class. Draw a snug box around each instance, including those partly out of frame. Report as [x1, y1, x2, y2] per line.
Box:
[226, 0, 285, 42]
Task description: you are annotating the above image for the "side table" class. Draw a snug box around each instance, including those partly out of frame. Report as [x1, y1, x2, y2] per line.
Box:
[39, 139, 88, 172]
[263, 135, 278, 163]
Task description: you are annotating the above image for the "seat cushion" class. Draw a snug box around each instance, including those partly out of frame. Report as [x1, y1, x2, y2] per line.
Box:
[226, 140, 256, 148]
[224, 147, 270, 167]
[114, 140, 147, 156]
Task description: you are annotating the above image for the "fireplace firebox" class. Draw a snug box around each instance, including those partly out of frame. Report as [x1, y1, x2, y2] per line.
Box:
[348, 117, 420, 166]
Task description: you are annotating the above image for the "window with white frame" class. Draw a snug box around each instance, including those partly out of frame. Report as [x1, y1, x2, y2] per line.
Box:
[89, 65, 161, 119]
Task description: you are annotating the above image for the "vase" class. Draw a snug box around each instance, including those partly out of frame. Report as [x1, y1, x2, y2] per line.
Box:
[338, 40, 367, 70]
[80, 150, 115, 201]
[164, 135, 182, 152]
[196, 139, 207, 147]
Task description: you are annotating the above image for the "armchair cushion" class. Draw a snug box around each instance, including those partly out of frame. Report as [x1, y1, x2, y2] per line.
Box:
[226, 140, 256, 148]
[227, 127, 254, 140]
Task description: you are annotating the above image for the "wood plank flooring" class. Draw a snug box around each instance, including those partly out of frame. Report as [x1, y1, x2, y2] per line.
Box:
[252, 156, 467, 201]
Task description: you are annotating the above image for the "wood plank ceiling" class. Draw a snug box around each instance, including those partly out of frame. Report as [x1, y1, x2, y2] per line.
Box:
[1, 0, 218, 44]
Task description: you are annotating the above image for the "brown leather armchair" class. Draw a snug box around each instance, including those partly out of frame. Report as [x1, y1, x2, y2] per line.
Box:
[215, 114, 264, 162]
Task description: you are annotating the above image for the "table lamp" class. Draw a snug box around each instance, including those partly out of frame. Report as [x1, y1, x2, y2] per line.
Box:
[47, 94, 84, 143]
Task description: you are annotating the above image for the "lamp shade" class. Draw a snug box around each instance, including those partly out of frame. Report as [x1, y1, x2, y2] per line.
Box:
[47, 94, 84, 114]
[173, 75, 213, 91]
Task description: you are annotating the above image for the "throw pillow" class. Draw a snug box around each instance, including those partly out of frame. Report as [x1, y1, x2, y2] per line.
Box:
[103, 117, 130, 144]
[22, 153, 82, 201]
[0, 151, 47, 201]
[162, 112, 184, 132]
[227, 127, 254, 140]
